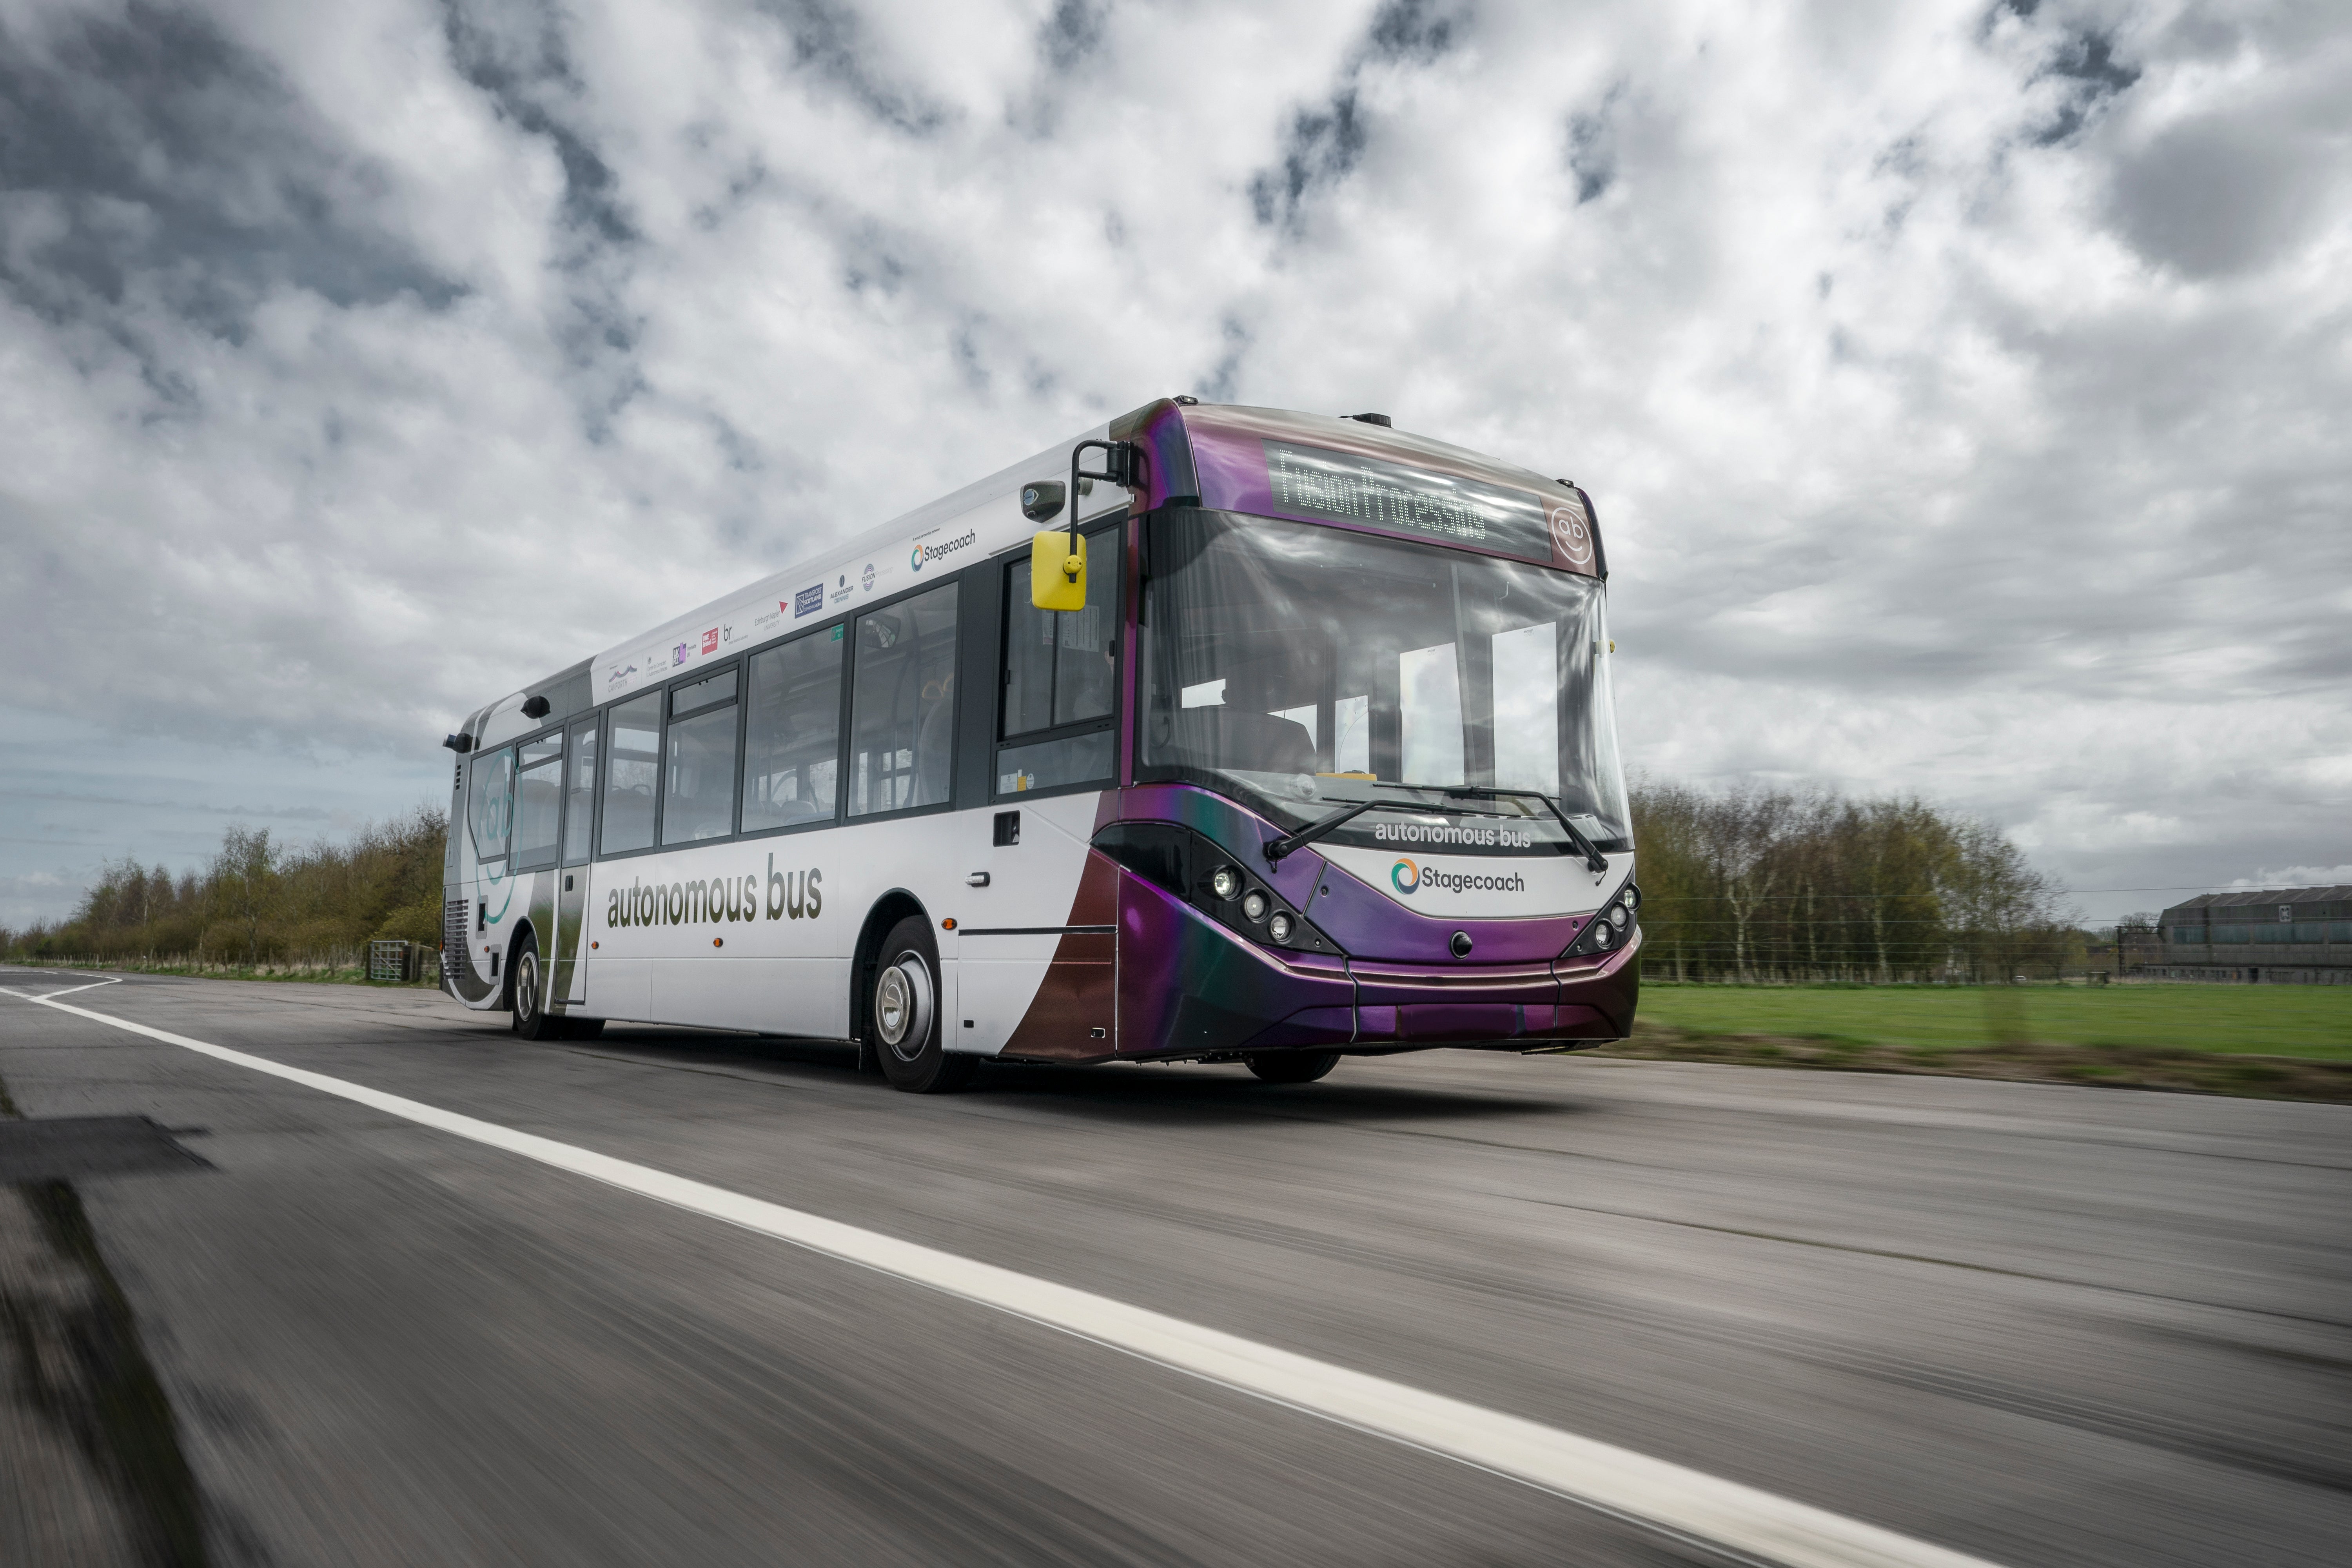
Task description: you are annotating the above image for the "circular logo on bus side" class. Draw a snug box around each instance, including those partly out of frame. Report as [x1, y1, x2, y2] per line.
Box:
[1391, 858, 1420, 895]
[1548, 500, 1593, 567]
[909, 545, 924, 571]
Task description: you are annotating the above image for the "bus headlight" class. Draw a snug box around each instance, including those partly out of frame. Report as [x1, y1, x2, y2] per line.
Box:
[1089, 822, 1342, 958]
[1607, 904, 1629, 931]
[1591, 922, 1614, 949]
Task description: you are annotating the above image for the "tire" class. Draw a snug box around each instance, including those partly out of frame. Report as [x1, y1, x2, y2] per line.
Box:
[510, 936, 560, 1041]
[869, 915, 973, 1094]
[1245, 1050, 1339, 1085]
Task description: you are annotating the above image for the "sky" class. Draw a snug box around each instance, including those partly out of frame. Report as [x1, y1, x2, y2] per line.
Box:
[1, 0, 2347, 928]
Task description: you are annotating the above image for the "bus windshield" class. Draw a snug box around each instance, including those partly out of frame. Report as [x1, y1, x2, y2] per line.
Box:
[1141, 510, 1630, 855]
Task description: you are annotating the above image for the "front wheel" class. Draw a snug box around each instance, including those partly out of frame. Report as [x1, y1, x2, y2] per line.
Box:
[870, 916, 974, 1094]
[1246, 1051, 1338, 1085]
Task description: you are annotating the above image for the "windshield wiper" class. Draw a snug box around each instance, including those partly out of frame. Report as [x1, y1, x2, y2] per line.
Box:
[1264, 798, 1384, 863]
[1443, 786, 1610, 873]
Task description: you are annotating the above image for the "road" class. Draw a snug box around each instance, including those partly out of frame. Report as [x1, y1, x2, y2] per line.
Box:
[2, 967, 2347, 1567]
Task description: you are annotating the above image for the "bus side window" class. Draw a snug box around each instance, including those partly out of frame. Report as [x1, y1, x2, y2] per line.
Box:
[601, 693, 661, 854]
[662, 668, 740, 845]
[848, 584, 958, 817]
[742, 630, 844, 831]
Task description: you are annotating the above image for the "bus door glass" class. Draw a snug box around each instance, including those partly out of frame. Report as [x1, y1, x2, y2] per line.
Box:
[557, 718, 597, 1004]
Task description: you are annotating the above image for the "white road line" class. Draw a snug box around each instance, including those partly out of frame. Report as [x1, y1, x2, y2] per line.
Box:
[17, 977, 124, 1000]
[2, 988, 2002, 1568]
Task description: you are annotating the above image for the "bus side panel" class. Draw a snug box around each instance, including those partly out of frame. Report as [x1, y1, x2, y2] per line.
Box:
[654, 957, 849, 1037]
[998, 851, 1120, 1060]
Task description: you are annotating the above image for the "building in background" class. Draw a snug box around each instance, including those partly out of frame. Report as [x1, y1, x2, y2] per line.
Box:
[2152, 887, 2352, 984]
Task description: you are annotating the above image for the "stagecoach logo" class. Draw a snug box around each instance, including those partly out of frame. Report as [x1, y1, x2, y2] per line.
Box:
[1391, 857, 1528, 897]
[792, 584, 824, 618]
[910, 528, 977, 573]
[606, 854, 824, 930]
[1548, 496, 1594, 568]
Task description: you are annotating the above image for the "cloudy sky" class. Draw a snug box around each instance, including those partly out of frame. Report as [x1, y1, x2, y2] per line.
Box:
[2, 0, 2347, 927]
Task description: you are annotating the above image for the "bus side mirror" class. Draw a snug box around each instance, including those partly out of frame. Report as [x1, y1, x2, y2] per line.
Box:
[1030, 530, 1086, 611]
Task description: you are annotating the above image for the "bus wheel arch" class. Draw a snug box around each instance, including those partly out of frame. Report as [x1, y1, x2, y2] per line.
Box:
[852, 892, 926, 1074]
[497, 918, 538, 1014]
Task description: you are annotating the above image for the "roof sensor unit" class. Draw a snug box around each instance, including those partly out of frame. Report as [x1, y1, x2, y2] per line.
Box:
[521, 694, 552, 720]
[1345, 412, 1392, 427]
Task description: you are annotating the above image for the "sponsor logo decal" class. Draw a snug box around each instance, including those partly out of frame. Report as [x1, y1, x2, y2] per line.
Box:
[673, 642, 691, 666]
[605, 855, 823, 929]
[861, 562, 876, 591]
[1548, 496, 1593, 567]
[604, 662, 637, 688]
[910, 528, 977, 573]
[830, 573, 852, 604]
[793, 584, 824, 618]
[1391, 858, 1529, 897]
[702, 628, 720, 654]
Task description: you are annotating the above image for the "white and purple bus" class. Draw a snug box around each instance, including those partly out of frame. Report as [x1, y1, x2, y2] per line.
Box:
[439, 399, 1640, 1091]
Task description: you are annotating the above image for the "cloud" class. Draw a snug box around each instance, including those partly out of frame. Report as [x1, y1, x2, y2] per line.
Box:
[0, 0, 2345, 925]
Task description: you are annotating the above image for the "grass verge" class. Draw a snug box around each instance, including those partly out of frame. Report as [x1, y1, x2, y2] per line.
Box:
[1599, 983, 2352, 1103]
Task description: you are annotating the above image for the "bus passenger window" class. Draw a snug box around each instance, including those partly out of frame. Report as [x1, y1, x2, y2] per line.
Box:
[663, 673, 740, 844]
[742, 631, 843, 831]
[601, 693, 660, 854]
[564, 720, 597, 864]
[512, 733, 564, 865]
[849, 584, 958, 817]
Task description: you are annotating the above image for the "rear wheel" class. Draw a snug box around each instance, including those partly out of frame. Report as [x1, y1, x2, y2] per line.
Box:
[510, 936, 560, 1041]
[870, 915, 973, 1094]
[1246, 1051, 1338, 1084]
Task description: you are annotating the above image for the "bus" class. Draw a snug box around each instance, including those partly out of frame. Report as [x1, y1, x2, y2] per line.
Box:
[439, 398, 1640, 1091]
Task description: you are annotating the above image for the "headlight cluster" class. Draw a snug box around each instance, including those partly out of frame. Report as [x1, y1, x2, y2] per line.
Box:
[1563, 882, 1639, 962]
[1093, 821, 1341, 955]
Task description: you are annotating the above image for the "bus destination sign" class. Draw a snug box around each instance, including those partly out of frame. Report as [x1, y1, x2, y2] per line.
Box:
[1262, 440, 1587, 572]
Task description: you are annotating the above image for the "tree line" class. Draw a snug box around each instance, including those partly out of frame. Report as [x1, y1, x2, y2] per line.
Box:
[1628, 781, 2078, 982]
[4, 783, 2077, 982]
[1, 808, 447, 969]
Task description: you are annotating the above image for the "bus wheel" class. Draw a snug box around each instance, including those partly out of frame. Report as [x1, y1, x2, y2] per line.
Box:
[871, 916, 974, 1094]
[510, 937, 560, 1042]
[1245, 1051, 1338, 1085]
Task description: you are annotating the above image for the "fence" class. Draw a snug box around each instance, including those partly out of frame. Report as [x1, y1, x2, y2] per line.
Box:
[367, 940, 439, 983]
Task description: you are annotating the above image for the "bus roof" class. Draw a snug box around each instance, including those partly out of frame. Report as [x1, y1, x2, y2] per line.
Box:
[466, 399, 1591, 744]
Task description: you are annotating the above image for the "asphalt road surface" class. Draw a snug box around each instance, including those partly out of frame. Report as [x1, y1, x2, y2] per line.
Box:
[2, 968, 2347, 1568]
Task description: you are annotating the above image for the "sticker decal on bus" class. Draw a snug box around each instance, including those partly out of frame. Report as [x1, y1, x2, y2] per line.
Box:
[605, 858, 822, 928]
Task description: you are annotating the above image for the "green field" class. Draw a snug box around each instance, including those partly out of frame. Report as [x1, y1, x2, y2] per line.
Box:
[1633, 983, 2352, 1061]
